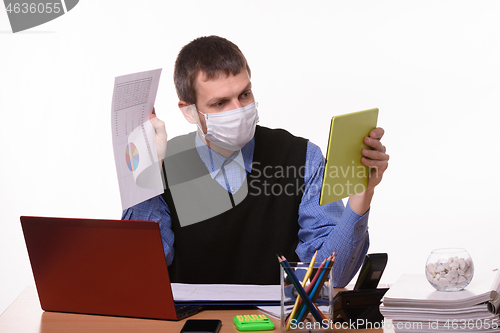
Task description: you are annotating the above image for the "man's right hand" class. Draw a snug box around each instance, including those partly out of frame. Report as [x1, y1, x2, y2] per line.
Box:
[149, 107, 167, 163]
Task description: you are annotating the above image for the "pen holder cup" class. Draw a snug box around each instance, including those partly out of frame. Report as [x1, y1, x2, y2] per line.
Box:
[280, 262, 334, 332]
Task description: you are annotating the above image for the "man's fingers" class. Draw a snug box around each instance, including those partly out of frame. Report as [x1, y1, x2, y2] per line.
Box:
[148, 109, 168, 162]
[364, 136, 386, 153]
[362, 148, 390, 161]
[149, 115, 168, 149]
[369, 127, 385, 140]
[361, 157, 389, 171]
[149, 108, 157, 120]
[150, 115, 166, 130]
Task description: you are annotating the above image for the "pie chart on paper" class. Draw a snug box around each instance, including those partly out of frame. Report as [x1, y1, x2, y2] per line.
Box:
[125, 142, 140, 171]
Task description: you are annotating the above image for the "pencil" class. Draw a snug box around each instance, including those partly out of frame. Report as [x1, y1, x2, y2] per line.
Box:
[288, 256, 327, 323]
[311, 251, 336, 302]
[296, 251, 337, 322]
[277, 255, 324, 324]
[286, 251, 318, 330]
[280, 255, 324, 324]
[292, 256, 330, 323]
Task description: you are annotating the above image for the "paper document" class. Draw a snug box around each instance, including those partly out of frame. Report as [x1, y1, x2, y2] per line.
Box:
[382, 269, 500, 309]
[111, 69, 163, 210]
[171, 283, 280, 302]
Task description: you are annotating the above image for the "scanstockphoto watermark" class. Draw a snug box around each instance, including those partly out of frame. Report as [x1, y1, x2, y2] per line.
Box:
[289, 319, 388, 330]
[3, 0, 79, 33]
[288, 318, 500, 331]
[248, 161, 379, 198]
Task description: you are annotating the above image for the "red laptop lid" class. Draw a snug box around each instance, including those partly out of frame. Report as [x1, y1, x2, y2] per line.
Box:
[20, 216, 179, 320]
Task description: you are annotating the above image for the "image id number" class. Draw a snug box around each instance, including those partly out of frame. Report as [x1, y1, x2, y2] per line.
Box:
[443, 319, 499, 330]
[6, 3, 62, 14]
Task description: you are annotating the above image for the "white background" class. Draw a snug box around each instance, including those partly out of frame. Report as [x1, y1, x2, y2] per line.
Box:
[1, 1, 499, 314]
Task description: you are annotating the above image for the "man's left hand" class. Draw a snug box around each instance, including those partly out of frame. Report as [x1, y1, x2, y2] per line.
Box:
[361, 127, 389, 192]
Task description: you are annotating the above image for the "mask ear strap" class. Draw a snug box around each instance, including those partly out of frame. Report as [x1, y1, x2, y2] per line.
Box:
[192, 106, 208, 139]
[196, 122, 206, 139]
[197, 107, 208, 119]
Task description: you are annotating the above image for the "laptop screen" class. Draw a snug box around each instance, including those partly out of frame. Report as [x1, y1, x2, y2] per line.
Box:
[20, 216, 181, 320]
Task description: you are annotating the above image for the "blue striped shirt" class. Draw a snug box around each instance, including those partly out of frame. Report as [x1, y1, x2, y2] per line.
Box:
[122, 132, 370, 287]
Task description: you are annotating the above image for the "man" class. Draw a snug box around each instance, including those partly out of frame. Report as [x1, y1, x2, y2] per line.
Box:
[122, 35, 389, 286]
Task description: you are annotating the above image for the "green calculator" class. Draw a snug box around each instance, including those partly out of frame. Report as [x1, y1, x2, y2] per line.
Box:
[233, 314, 275, 331]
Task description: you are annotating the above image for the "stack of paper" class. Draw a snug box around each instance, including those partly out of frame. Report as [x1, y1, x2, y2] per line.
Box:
[381, 270, 500, 333]
[171, 283, 280, 305]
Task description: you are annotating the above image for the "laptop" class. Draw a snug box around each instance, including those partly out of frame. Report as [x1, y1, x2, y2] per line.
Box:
[20, 216, 201, 320]
[319, 108, 379, 206]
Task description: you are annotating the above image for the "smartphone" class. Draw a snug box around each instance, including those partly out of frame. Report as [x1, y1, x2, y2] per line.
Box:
[180, 319, 222, 333]
[353, 253, 388, 290]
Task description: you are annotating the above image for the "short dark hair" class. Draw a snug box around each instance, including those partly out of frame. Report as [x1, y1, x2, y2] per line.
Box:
[174, 35, 251, 104]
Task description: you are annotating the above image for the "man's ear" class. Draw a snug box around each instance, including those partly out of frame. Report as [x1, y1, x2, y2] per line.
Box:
[178, 101, 198, 124]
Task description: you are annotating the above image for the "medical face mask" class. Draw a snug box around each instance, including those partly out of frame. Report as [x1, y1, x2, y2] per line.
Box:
[196, 102, 259, 151]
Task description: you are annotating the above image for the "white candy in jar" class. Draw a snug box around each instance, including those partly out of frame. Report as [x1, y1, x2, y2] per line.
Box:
[426, 256, 473, 289]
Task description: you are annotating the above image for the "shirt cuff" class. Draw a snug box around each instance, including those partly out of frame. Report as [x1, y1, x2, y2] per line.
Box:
[338, 200, 370, 240]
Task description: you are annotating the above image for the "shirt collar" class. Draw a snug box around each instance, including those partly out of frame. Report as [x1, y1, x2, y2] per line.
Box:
[195, 132, 254, 178]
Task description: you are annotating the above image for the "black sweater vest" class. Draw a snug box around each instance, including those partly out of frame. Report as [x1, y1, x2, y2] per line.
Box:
[162, 126, 308, 284]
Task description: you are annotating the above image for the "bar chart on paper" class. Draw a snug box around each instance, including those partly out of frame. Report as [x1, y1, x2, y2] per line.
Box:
[111, 68, 163, 211]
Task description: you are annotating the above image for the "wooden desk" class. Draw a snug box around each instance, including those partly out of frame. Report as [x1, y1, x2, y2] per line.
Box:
[0, 287, 382, 333]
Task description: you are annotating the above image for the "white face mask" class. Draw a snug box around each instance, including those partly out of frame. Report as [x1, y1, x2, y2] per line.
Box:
[196, 102, 259, 151]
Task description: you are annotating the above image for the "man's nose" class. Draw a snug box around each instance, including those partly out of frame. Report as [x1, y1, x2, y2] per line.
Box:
[228, 100, 242, 110]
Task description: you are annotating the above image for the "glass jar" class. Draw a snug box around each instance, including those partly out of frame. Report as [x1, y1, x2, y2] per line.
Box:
[425, 248, 473, 292]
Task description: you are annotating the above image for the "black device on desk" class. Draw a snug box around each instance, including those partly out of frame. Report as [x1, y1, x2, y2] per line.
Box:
[333, 253, 389, 328]
[180, 319, 222, 333]
[354, 253, 388, 290]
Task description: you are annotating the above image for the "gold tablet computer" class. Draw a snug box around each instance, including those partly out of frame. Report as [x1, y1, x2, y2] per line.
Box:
[319, 108, 379, 206]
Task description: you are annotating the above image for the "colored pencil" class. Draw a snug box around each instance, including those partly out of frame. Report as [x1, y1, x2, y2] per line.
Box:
[296, 251, 337, 322]
[286, 251, 318, 330]
[288, 256, 328, 323]
[277, 255, 323, 324]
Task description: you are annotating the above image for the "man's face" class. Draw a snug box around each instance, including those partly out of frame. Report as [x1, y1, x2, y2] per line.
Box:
[194, 70, 255, 134]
